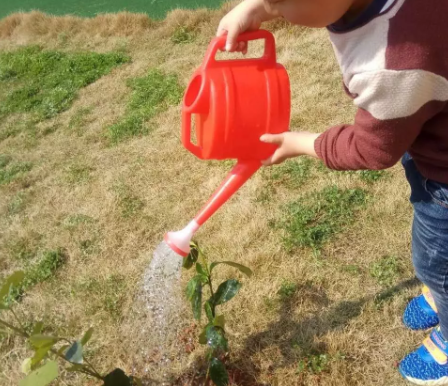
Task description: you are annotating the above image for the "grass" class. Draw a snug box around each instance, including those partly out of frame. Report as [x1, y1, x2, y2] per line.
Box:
[0, 46, 129, 120]
[370, 255, 403, 287]
[108, 69, 183, 143]
[0, 7, 417, 386]
[171, 25, 196, 44]
[0, 155, 32, 185]
[278, 186, 367, 251]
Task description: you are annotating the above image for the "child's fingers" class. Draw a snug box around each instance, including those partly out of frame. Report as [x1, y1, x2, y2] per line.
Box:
[260, 133, 284, 145]
[225, 26, 242, 52]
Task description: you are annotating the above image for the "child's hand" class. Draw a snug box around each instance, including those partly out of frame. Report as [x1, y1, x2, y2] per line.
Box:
[260, 131, 320, 166]
[216, 0, 275, 53]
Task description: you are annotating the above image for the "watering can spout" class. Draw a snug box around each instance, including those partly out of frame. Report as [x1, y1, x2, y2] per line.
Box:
[165, 161, 261, 256]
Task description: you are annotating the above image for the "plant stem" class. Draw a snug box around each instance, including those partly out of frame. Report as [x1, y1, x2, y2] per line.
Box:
[9, 308, 27, 333]
[205, 366, 211, 386]
[83, 355, 104, 379]
[0, 318, 28, 337]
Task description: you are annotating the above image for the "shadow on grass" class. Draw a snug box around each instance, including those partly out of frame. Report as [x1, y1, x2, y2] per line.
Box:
[232, 277, 420, 382]
[149, 277, 419, 385]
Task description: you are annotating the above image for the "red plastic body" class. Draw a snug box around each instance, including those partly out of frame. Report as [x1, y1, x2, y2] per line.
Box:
[165, 31, 290, 256]
[182, 29, 291, 161]
[194, 161, 261, 226]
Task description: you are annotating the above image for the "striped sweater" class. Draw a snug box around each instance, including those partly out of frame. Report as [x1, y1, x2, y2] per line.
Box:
[314, 0, 448, 184]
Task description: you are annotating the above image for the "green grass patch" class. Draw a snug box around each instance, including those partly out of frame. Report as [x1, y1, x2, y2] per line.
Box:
[359, 170, 387, 184]
[7, 191, 29, 216]
[114, 184, 144, 218]
[271, 158, 313, 188]
[171, 26, 196, 44]
[370, 255, 402, 287]
[0, 46, 129, 121]
[108, 69, 183, 143]
[0, 155, 32, 185]
[4, 249, 66, 303]
[63, 214, 95, 229]
[278, 280, 298, 300]
[74, 274, 127, 320]
[297, 352, 345, 375]
[278, 186, 367, 251]
[65, 163, 94, 185]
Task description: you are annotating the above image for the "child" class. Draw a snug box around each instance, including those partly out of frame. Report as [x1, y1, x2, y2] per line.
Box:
[217, 0, 448, 384]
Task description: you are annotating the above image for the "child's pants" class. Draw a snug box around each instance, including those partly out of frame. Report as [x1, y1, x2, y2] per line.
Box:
[402, 153, 448, 339]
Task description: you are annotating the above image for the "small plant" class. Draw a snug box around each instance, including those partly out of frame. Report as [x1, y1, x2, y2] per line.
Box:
[108, 69, 183, 143]
[278, 186, 367, 252]
[171, 25, 196, 44]
[370, 255, 402, 287]
[0, 272, 141, 386]
[183, 242, 253, 386]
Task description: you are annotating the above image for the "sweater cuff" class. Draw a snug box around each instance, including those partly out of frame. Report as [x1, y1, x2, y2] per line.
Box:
[314, 132, 325, 161]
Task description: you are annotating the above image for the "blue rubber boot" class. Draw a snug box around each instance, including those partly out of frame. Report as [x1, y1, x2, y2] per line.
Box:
[399, 327, 448, 385]
[404, 286, 439, 330]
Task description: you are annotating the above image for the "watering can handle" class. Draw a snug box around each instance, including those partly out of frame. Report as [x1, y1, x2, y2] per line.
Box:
[182, 110, 202, 158]
[203, 29, 277, 68]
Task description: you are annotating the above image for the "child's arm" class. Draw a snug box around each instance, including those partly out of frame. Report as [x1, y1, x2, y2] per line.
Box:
[314, 71, 446, 171]
[262, 71, 446, 169]
[260, 132, 319, 165]
[216, 0, 280, 52]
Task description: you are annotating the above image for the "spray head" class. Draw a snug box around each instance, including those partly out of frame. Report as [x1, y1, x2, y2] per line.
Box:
[164, 220, 200, 257]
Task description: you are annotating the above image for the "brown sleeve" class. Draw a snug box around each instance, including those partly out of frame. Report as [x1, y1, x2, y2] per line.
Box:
[314, 101, 445, 171]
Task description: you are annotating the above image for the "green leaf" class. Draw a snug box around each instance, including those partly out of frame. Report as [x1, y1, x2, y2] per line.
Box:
[212, 279, 242, 305]
[209, 358, 229, 386]
[65, 341, 83, 364]
[204, 300, 214, 322]
[210, 261, 253, 278]
[32, 322, 44, 335]
[19, 360, 58, 386]
[0, 303, 9, 310]
[81, 327, 93, 345]
[213, 315, 225, 329]
[0, 271, 25, 300]
[30, 335, 59, 349]
[205, 325, 228, 351]
[104, 368, 132, 386]
[192, 280, 202, 321]
[196, 263, 207, 276]
[31, 345, 53, 369]
[183, 243, 200, 270]
[198, 327, 208, 345]
[186, 275, 201, 301]
[21, 358, 32, 375]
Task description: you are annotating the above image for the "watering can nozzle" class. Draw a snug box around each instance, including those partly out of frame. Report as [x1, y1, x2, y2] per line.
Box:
[164, 220, 200, 257]
[165, 161, 261, 257]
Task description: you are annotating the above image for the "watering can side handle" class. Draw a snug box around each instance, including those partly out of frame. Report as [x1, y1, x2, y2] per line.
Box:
[203, 29, 277, 68]
[182, 110, 202, 158]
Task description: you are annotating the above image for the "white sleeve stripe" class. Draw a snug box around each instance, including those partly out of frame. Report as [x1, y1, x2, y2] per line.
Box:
[349, 69, 448, 120]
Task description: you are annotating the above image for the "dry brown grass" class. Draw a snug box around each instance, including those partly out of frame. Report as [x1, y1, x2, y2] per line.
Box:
[0, 3, 420, 386]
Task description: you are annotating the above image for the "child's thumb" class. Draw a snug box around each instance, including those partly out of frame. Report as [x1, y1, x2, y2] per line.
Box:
[260, 133, 283, 145]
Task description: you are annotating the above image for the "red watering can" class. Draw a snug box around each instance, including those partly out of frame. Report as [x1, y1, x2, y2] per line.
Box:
[165, 29, 291, 256]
